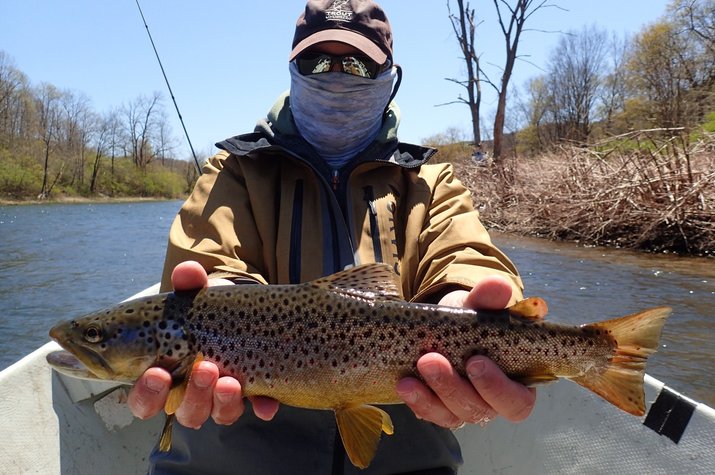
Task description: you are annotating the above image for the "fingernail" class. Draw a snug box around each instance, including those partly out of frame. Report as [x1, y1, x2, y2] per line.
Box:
[467, 360, 486, 379]
[145, 374, 165, 393]
[420, 362, 441, 382]
[397, 390, 418, 404]
[192, 370, 215, 389]
[215, 391, 234, 404]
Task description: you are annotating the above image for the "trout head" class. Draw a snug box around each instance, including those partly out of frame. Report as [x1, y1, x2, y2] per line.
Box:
[49, 294, 191, 383]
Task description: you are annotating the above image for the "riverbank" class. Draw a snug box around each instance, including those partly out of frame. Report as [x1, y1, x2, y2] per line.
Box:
[0, 195, 183, 206]
[456, 131, 715, 257]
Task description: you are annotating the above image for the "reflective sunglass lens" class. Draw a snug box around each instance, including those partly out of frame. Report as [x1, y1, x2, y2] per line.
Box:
[297, 53, 380, 79]
[341, 56, 372, 78]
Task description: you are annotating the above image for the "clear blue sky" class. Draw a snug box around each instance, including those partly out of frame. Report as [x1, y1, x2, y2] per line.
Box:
[1, 0, 671, 160]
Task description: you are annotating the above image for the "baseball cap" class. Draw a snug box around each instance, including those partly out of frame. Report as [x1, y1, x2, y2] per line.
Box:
[289, 0, 393, 65]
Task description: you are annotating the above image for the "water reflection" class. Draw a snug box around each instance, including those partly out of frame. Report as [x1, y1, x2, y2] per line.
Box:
[494, 232, 715, 406]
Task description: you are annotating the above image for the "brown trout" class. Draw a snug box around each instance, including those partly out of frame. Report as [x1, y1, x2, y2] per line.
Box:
[48, 263, 670, 469]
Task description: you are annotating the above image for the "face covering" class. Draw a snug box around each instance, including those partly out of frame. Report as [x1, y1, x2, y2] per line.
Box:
[289, 61, 396, 169]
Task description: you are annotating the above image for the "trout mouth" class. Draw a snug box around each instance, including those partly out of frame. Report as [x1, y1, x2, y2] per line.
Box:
[46, 350, 103, 380]
[49, 339, 116, 380]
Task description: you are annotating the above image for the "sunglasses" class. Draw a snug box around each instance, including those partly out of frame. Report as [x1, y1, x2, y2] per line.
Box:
[296, 52, 382, 79]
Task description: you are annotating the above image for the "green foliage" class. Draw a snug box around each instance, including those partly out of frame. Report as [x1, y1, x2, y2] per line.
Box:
[704, 111, 715, 133]
[93, 158, 187, 199]
[0, 150, 43, 198]
[0, 145, 190, 201]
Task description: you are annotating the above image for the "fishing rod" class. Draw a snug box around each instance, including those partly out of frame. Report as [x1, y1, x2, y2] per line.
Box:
[134, 0, 202, 176]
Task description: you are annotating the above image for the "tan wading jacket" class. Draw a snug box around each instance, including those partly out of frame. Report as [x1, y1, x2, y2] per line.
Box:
[151, 94, 524, 475]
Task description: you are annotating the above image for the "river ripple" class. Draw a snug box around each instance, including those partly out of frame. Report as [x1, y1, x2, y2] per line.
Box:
[0, 202, 712, 407]
[493, 232, 715, 407]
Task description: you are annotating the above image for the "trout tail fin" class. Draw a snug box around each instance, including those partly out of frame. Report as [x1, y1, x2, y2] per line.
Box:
[571, 306, 671, 416]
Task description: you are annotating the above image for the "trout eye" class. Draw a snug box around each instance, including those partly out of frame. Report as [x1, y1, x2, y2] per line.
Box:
[83, 325, 104, 343]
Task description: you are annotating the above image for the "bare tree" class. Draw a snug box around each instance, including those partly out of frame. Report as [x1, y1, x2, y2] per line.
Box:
[59, 90, 93, 188]
[491, 0, 556, 161]
[672, 0, 715, 62]
[122, 92, 162, 169]
[89, 110, 121, 194]
[546, 26, 608, 142]
[515, 75, 552, 152]
[156, 109, 177, 167]
[445, 0, 483, 151]
[599, 32, 631, 133]
[35, 83, 62, 199]
[0, 51, 32, 147]
[626, 21, 693, 129]
[670, 0, 715, 116]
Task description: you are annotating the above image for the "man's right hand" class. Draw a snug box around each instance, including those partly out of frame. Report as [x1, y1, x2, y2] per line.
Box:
[126, 261, 280, 428]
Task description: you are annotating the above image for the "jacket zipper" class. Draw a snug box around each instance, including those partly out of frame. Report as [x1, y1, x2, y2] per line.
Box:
[289, 180, 304, 284]
[363, 185, 383, 263]
[331, 169, 339, 191]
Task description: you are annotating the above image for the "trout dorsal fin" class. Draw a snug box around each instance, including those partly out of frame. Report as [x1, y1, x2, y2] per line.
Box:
[309, 264, 404, 301]
[335, 404, 394, 469]
[508, 297, 548, 320]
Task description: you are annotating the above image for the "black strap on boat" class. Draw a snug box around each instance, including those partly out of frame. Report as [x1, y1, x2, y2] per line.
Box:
[643, 385, 696, 444]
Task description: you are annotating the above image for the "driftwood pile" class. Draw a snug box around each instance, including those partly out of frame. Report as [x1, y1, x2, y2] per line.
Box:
[459, 130, 715, 256]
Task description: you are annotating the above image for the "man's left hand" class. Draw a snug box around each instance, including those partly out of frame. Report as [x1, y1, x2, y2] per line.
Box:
[396, 275, 536, 428]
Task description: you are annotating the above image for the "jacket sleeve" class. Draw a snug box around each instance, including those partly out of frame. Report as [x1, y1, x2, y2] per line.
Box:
[411, 163, 524, 305]
[160, 151, 268, 291]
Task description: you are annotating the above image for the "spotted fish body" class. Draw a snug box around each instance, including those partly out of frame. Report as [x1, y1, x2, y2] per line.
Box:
[48, 264, 670, 469]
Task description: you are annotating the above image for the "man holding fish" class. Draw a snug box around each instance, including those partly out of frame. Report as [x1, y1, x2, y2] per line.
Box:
[129, 1, 535, 472]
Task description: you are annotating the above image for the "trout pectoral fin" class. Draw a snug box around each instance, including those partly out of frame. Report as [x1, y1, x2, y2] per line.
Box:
[335, 405, 394, 469]
[164, 387, 184, 416]
[508, 297, 548, 320]
[165, 352, 204, 415]
[159, 353, 205, 453]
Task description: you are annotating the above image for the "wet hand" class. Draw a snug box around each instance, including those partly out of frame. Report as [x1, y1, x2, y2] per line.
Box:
[127, 261, 280, 427]
[396, 275, 536, 428]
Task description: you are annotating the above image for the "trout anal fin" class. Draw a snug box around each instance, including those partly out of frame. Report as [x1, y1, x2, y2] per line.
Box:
[335, 404, 394, 469]
[517, 374, 559, 387]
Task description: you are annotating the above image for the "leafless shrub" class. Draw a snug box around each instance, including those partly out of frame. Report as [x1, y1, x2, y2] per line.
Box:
[457, 129, 715, 255]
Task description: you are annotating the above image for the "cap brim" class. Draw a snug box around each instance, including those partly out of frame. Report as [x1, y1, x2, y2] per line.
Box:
[289, 29, 388, 64]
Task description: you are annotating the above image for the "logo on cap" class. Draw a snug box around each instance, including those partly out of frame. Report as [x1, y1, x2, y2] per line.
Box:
[325, 0, 354, 22]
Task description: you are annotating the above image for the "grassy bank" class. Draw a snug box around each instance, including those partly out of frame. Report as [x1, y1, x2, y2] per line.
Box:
[0, 195, 179, 206]
[443, 131, 715, 256]
[0, 151, 196, 204]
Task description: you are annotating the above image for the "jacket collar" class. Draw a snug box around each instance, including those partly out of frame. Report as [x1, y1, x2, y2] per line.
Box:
[215, 92, 436, 168]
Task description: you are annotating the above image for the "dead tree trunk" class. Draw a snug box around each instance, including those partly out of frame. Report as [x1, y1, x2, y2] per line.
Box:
[447, 0, 483, 149]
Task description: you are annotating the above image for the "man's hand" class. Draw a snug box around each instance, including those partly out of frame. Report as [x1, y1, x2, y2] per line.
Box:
[396, 275, 536, 428]
[127, 261, 280, 428]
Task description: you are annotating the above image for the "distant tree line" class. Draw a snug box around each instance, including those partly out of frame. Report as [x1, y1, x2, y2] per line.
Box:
[447, 0, 715, 159]
[515, 0, 714, 153]
[0, 50, 198, 200]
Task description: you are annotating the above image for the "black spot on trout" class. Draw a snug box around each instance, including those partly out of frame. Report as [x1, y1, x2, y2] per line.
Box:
[47, 263, 670, 469]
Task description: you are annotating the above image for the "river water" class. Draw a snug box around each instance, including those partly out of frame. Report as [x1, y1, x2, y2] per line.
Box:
[0, 201, 713, 406]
